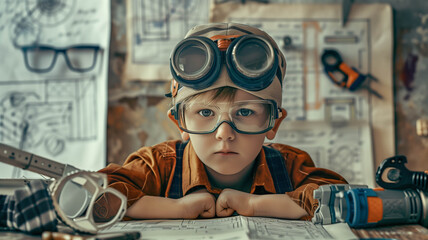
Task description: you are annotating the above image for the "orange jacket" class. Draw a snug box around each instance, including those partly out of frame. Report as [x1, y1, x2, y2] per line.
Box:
[98, 140, 347, 220]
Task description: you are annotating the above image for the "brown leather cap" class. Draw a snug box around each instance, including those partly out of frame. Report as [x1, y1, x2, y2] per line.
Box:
[171, 22, 286, 107]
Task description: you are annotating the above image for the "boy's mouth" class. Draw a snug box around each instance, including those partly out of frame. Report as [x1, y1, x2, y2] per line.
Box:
[215, 150, 238, 155]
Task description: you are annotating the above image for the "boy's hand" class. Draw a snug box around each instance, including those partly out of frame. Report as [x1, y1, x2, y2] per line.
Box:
[217, 189, 308, 219]
[216, 189, 254, 217]
[178, 189, 216, 219]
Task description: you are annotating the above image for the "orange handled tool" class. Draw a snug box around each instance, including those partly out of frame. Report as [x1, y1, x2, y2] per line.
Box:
[321, 49, 383, 99]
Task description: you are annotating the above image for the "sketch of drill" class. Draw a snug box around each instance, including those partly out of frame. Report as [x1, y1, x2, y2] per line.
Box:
[312, 155, 428, 228]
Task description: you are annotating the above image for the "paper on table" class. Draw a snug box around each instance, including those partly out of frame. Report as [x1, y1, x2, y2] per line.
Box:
[324, 223, 359, 240]
[101, 216, 357, 240]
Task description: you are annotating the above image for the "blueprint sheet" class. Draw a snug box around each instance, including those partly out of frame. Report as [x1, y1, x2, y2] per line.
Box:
[101, 216, 357, 240]
[211, 3, 394, 187]
[0, 1, 110, 178]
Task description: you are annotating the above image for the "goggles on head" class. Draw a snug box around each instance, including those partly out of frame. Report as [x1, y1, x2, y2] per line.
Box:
[50, 171, 127, 234]
[170, 34, 280, 92]
[171, 99, 279, 134]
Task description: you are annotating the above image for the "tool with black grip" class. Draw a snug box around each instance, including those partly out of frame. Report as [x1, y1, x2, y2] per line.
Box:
[321, 49, 383, 99]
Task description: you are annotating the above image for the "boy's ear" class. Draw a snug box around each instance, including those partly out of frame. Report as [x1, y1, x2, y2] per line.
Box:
[167, 109, 190, 141]
[266, 108, 287, 140]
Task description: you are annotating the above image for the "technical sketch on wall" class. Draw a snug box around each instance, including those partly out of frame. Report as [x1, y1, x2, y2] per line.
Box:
[0, 0, 110, 178]
[276, 121, 373, 185]
[123, 0, 211, 82]
[212, 3, 394, 187]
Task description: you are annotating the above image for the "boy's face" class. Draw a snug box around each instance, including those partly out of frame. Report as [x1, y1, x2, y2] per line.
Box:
[182, 89, 276, 176]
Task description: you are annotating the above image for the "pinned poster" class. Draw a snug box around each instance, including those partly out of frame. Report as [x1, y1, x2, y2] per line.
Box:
[0, 0, 110, 178]
[122, 0, 210, 82]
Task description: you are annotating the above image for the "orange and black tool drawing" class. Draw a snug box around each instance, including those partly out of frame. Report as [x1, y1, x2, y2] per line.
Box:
[321, 49, 383, 99]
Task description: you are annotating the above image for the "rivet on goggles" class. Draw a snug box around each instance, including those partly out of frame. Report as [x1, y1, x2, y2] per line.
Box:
[50, 171, 127, 234]
[171, 99, 279, 134]
[170, 35, 280, 91]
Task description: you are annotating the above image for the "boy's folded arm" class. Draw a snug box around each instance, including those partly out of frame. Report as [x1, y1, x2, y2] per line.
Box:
[285, 183, 322, 220]
[126, 190, 216, 219]
[250, 193, 308, 219]
[269, 143, 348, 219]
[98, 145, 174, 208]
[98, 163, 154, 208]
[288, 153, 348, 219]
[287, 155, 348, 219]
[125, 195, 182, 219]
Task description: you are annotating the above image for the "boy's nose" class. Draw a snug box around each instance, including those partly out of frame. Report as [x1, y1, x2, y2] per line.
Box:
[215, 121, 236, 141]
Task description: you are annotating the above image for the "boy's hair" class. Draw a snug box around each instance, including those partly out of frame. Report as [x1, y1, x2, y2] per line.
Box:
[181, 87, 237, 106]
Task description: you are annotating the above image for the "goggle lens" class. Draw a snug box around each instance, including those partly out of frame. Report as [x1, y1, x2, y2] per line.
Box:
[58, 177, 93, 218]
[177, 100, 276, 134]
[172, 39, 216, 83]
[177, 43, 208, 76]
[233, 37, 273, 77]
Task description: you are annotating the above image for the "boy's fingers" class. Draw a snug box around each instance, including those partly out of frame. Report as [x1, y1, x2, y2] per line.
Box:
[199, 206, 215, 218]
[199, 194, 216, 218]
[216, 206, 235, 217]
[216, 198, 235, 217]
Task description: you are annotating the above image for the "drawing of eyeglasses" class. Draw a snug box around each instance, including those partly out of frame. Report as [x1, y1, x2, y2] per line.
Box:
[20, 45, 101, 73]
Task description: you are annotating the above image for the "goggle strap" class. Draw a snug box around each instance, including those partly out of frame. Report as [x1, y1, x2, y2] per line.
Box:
[168, 108, 184, 134]
[211, 35, 241, 51]
[209, 34, 242, 41]
[276, 61, 284, 87]
[217, 39, 232, 51]
[271, 108, 287, 134]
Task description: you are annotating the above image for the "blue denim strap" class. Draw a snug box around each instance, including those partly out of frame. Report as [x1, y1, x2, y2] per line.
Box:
[168, 141, 188, 199]
[263, 146, 294, 193]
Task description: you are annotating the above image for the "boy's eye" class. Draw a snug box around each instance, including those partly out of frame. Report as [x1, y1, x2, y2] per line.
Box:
[198, 109, 214, 117]
[236, 108, 253, 117]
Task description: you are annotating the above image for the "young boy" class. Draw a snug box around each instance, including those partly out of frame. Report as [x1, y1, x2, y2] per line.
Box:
[99, 23, 347, 221]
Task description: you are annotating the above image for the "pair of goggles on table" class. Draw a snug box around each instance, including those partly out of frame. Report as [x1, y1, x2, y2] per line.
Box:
[50, 171, 127, 234]
[171, 99, 279, 134]
[170, 35, 279, 91]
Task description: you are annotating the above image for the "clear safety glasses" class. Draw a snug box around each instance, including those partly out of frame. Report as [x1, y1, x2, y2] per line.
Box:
[170, 35, 279, 91]
[171, 100, 279, 134]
